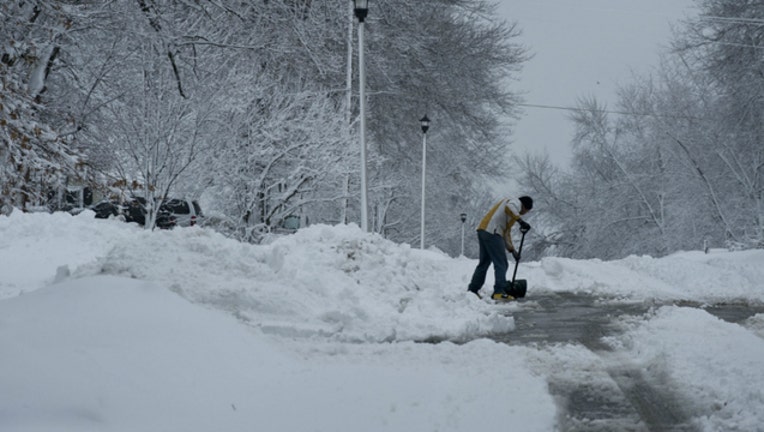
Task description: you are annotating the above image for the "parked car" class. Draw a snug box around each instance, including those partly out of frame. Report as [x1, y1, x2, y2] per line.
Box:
[90, 199, 120, 219]
[89, 197, 148, 225]
[124, 196, 148, 225]
[89, 196, 201, 229]
[159, 198, 204, 228]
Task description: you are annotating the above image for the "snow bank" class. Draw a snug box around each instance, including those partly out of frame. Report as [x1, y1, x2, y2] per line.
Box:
[0, 210, 136, 299]
[0, 276, 557, 432]
[607, 307, 764, 431]
[64, 218, 516, 342]
[527, 251, 764, 303]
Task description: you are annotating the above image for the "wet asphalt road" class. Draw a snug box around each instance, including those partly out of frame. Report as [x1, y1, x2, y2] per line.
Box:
[490, 292, 764, 432]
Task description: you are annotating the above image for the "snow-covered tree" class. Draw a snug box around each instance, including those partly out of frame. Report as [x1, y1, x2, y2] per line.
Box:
[674, 0, 764, 248]
[0, 1, 84, 214]
[204, 76, 349, 241]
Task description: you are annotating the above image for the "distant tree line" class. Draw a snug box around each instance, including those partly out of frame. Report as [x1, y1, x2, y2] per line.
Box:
[516, 0, 764, 259]
[1, 0, 527, 252]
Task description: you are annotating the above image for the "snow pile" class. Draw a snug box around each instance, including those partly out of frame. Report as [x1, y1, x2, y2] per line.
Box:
[0, 210, 135, 298]
[61, 215, 515, 342]
[607, 307, 764, 431]
[0, 276, 554, 431]
[528, 250, 764, 303]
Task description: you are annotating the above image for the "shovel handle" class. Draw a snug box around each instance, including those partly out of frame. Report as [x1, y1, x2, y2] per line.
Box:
[510, 229, 527, 286]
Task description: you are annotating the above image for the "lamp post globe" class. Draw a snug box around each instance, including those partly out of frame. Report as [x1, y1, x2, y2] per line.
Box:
[353, 0, 369, 22]
[460, 213, 467, 256]
[420, 115, 430, 134]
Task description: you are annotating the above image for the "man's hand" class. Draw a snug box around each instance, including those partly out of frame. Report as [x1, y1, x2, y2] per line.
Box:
[510, 249, 521, 261]
[518, 219, 531, 233]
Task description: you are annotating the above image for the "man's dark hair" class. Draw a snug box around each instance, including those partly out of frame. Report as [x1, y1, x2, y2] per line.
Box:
[519, 195, 534, 211]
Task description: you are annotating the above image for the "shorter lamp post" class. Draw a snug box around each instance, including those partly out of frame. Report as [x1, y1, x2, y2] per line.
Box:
[460, 213, 467, 256]
[420, 115, 430, 249]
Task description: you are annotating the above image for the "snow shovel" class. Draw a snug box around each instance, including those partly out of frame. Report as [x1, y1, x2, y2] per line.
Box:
[506, 221, 530, 298]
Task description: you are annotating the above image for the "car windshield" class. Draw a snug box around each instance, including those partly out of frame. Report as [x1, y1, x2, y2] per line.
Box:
[163, 199, 190, 214]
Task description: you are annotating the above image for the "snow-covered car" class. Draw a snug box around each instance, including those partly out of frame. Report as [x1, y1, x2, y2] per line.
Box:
[88, 198, 145, 224]
[88, 197, 183, 229]
[90, 199, 120, 219]
[157, 198, 204, 228]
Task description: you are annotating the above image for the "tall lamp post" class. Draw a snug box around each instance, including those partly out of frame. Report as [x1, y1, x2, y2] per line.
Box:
[460, 212, 467, 256]
[353, 0, 369, 232]
[420, 115, 430, 249]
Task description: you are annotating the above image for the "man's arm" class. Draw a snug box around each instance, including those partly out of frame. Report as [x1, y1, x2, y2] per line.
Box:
[502, 201, 520, 253]
[504, 233, 515, 253]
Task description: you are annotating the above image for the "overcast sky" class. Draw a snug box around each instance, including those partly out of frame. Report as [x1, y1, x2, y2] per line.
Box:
[498, 0, 698, 166]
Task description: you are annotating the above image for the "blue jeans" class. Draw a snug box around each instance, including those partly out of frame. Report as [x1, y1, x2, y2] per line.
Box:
[468, 230, 508, 295]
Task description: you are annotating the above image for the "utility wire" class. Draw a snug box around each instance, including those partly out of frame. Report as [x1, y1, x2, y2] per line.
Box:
[518, 103, 647, 116]
[518, 103, 703, 120]
[698, 15, 764, 25]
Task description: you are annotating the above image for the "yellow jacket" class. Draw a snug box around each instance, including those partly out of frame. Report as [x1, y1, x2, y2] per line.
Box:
[477, 198, 523, 251]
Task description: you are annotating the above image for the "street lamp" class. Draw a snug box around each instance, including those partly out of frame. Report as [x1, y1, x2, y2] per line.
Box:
[460, 212, 467, 256]
[353, 0, 368, 21]
[353, 0, 369, 232]
[420, 115, 430, 249]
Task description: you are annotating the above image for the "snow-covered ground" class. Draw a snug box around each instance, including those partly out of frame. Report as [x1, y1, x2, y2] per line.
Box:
[1, 210, 763, 431]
